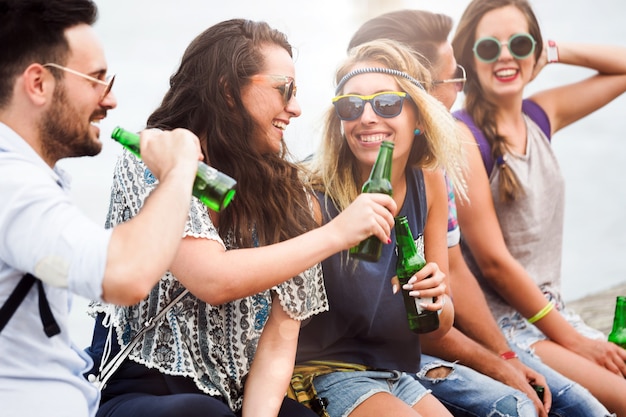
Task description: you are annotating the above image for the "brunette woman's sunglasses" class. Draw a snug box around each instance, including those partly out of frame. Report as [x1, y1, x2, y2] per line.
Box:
[332, 91, 409, 121]
[250, 74, 297, 105]
[473, 33, 536, 63]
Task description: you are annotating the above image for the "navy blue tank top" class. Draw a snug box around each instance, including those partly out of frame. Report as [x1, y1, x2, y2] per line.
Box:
[296, 167, 427, 372]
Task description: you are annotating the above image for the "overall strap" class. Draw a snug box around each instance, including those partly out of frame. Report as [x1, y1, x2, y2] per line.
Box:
[36, 279, 61, 337]
[0, 273, 61, 337]
[90, 288, 190, 390]
[522, 99, 551, 139]
[454, 99, 552, 175]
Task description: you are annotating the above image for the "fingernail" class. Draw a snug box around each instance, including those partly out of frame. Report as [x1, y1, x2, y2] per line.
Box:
[419, 302, 428, 308]
[392, 284, 399, 294]
[387, 237, 392, 244]
[409, 290, 420, 297]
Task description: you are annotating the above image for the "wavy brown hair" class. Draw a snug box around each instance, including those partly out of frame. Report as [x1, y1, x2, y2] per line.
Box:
[452, 0, 543, 202]
[147, 19, 316, 247]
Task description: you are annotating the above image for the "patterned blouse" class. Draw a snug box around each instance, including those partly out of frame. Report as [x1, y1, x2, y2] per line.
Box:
[90, 150, 328, 411]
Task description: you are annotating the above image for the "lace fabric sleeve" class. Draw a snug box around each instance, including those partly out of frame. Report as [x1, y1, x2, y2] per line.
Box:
[273, 190, 328, 320]
[105, 150, 155, 229]
[105, 149, 224, 246]
[273, 263, 328, 321]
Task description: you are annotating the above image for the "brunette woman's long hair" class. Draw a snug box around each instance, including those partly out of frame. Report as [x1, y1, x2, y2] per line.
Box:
[147, 19, 316, 247]
[452, 0, 543, 202]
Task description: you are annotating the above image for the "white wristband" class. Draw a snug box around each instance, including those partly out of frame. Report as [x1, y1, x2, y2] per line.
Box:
[547, 40, 559, 63]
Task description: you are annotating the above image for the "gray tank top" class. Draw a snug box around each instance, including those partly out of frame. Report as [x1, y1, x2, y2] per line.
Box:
[462, 114, 565, 320]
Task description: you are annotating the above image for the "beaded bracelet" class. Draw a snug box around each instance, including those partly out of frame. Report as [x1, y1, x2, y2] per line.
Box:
[499, 351, 518, 360]
[527, 301, 554, 324]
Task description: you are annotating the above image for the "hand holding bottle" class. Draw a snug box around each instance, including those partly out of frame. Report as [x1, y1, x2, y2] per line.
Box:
[401, 263, 447, 303]
[564, 331, 626, 378]
[350, 141, 394, 261]
[504, 362, 551, 416]
[391, 247, 447, 324]
[138, 128, 203, 185]
[394, 216, 445, 333]
[111, 127, 236, 211]
[392, 260, 448, 326]
[324, 193, 396, 251]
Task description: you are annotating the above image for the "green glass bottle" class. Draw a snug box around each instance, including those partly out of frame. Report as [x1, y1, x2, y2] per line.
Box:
[531, 384, 545, 402]
[349, 141, 394, 262]
[111, 126, 236, 212]
[608, 296, 626, 349]
[394, 215, 440, 334]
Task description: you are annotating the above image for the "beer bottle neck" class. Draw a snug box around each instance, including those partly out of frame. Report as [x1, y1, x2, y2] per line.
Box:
[368, 141, 393, 182]
[612, 297, 626, 331]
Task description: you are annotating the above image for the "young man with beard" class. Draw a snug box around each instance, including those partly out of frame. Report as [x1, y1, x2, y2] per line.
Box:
[0, 1, 202, 416]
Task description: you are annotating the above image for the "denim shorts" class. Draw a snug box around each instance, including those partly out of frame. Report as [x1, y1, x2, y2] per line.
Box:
[418, 351, 612, 417]
[312, 370, 430, 417]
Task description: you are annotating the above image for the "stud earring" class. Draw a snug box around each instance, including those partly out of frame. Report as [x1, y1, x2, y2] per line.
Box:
[414, 128, 421, 136]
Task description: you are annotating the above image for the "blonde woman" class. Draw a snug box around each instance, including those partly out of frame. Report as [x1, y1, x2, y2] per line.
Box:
[295, 39, 465, 417]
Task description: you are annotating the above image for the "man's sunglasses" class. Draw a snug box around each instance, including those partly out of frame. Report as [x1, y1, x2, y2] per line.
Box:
[432, 64, 467, 92]
[43, 63, 115, 102]
[473, 33, 536, 63]
[332, 91, 409, 121]
[250, 74, 297, 105]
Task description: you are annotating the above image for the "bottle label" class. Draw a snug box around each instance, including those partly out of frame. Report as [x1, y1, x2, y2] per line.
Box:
[414, 236, 424, 256]
[414, 297, 434, 314]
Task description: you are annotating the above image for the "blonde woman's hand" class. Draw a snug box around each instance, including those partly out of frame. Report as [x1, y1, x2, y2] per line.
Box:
[399, 262, 447, 312]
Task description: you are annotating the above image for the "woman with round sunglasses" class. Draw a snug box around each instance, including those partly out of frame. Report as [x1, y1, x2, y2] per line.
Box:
[346, 8, 617, 417]
[294, 38, 466, 417]
[85, 19, 397, 417]
[452, 0, 626, 414]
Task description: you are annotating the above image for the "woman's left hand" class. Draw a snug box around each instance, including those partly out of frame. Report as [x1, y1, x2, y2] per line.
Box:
[574, 337, 626, 377]
[393, 262, 447, 313]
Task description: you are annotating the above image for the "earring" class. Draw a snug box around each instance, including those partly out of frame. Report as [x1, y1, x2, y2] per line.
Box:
[414, 128, 422, 136]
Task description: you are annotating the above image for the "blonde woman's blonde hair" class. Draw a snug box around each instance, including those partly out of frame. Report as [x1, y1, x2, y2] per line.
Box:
[308, 39, 467, 212]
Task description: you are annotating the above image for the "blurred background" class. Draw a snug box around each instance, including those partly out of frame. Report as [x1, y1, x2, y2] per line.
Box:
[66, 0, 626, 347]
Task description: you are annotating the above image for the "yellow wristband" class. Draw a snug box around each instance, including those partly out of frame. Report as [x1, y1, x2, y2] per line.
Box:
[527, 302, 554, 324]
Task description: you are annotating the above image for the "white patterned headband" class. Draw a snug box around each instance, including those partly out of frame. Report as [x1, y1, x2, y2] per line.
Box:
[335, 67, 426, 95]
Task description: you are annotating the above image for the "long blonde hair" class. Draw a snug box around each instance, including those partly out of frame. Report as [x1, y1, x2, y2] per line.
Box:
[308, 39, 467, 211]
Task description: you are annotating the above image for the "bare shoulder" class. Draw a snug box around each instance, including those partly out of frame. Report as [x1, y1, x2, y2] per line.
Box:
[308, 191, 324, 226]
